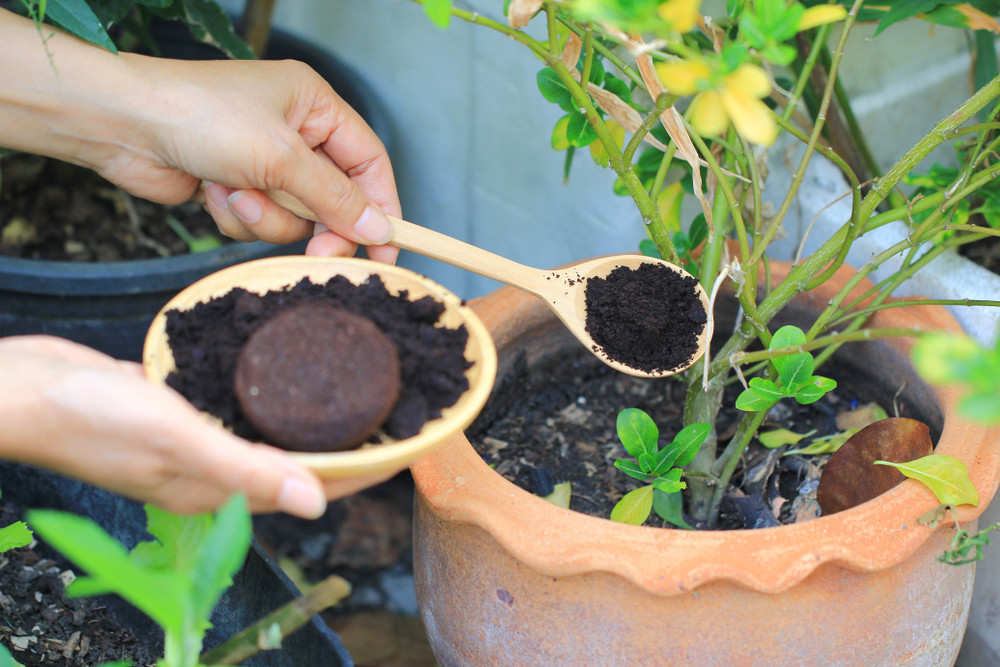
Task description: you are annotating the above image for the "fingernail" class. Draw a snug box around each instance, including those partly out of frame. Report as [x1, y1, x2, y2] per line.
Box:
[204, 182, 229, 210]
[228, 191, 262, 224]
[277, 477, 326, 518]
[353, 206, 393, 244]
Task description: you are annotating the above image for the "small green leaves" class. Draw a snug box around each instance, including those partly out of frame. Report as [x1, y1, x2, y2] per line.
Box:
[28, 494, 253, 667]
[0, 521, 33, 554]
[874, 455, 979, 507]
[736, 326, 837, 412]
[611, 409, 708, 526]
[939, 523, 998, 566]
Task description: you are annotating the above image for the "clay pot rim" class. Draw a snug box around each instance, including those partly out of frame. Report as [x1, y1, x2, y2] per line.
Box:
[411, 261, 1000, 597]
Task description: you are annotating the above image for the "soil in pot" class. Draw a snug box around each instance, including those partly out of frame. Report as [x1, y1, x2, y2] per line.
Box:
[468, 342, 934, 530]
[164, 274, 471, 451]
[0, 153, 225, 262]
[0, 502, 161, 666]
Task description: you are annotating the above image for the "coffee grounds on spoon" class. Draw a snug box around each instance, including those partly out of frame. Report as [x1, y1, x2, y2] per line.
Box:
[164, 274, 471, 450]
[584, 263, 707, 374]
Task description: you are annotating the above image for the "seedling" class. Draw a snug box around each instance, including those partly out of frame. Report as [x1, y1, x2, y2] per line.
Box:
[21, 494, 345, 666]
[611, 408, 708, 526]
[735, 326, 838, 412]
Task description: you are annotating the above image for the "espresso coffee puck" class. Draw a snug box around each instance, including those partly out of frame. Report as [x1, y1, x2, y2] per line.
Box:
[234, 303, 401, 451]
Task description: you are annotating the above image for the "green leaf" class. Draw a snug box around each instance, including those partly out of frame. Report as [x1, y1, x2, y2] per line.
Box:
[422, 0, 452, 28]
[769, 325, 806, 375]
[45, 0, 117, 51]
[758, 428, 816, 449]
[874, 455, 980, 507]
[793, 376, 836, 404]
[537, 68, 576, 114]
[552, 115, 572, 151]
[542, 482, 572, 509]
[610, 486, 654, 525]
[652, 468, 685, 494]
[874, 0, 942, 35]
[0, 521, 33, 553]
[670, 422, 710, 468]
[687, 214, 708, 250]
[26, 510, 188, 632]
[0, 646, 25, 667]
[614, 459, 649, 481]
[188, 494, 252, 623]
[639, 238, 661, 258]
[735, 377, 785, 412]
[616, 408, 658, 460]
[178, 0, 254, 60]
[785, 428, 857, 457]
[638, 452, 657, 472]
[566, 112, 598, 147]
[778, 353, 814, 391]
[912, 333, 982, 385]
[652, 488, 692, 529]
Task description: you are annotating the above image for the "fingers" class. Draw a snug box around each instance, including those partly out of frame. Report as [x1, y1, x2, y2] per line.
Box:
[204, 182, 314, 245]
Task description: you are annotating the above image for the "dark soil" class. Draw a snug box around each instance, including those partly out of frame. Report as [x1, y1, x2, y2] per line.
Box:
[164, 275, 471, 449]
[468, 346, 882, 530]
[0, 153, 225, 262]
[0, 505, 161, 665]
[585, 263, 707, 374]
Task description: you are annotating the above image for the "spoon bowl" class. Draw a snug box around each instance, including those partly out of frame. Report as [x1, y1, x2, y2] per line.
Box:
[143, 256, 498, 479]
[267, 190, 711, 378]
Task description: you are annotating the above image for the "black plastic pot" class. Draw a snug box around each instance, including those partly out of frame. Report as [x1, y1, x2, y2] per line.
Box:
[0, 23, 392, 362]
[0, 460, 353, 666]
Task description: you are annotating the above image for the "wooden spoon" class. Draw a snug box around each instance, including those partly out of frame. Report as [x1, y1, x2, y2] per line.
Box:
[267, 190, 711, 378]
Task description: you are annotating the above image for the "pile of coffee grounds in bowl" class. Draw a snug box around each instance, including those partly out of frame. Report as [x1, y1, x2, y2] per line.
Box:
[163, 274, 471, 451]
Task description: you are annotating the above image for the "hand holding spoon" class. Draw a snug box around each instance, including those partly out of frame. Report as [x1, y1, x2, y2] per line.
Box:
[267, 190, 711, 379]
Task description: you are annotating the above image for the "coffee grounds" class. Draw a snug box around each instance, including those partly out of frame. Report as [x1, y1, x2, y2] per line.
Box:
[584, 263, 707, 374]
[164, 275, 471, 449]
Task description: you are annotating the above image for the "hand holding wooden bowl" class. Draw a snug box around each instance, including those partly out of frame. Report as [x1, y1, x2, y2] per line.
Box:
[143, 255, 497, 479]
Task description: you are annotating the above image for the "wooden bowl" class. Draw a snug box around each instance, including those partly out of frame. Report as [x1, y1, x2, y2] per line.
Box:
[143, 256, 497, 479]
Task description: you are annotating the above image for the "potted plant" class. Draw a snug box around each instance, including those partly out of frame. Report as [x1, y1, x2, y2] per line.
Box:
[0, 0, 391, 362]
[394, 1, 1000, 663]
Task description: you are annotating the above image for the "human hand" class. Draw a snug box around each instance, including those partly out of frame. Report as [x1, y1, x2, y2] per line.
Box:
[0, 336, 397, 517]
[0, 8, 399, 262]
[114, 55, 401, 264]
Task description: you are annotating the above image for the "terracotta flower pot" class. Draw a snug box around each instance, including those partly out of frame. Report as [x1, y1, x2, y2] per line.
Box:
[410, 260, 1000, 666]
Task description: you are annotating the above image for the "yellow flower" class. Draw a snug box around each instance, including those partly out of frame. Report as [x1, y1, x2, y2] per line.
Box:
[798, 5, 848, 32]
[655, 60, 712, 96]
[658, 61, 777, 145]
[657, 0, 701, 33]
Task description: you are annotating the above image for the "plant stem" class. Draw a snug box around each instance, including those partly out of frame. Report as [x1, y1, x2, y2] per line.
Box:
[200, 574, 351, 665]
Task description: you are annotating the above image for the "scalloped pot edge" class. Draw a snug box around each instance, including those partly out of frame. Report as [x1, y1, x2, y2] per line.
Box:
[411, 261, 1000, 595]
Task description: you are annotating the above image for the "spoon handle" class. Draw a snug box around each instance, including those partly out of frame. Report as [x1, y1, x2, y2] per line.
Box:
[263, 189, 548, 295]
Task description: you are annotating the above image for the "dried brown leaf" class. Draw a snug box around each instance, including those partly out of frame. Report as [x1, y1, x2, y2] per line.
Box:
[816, 418, 933, 515]
[508, 0, 543, 28]
[561, 33, 582, 71]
